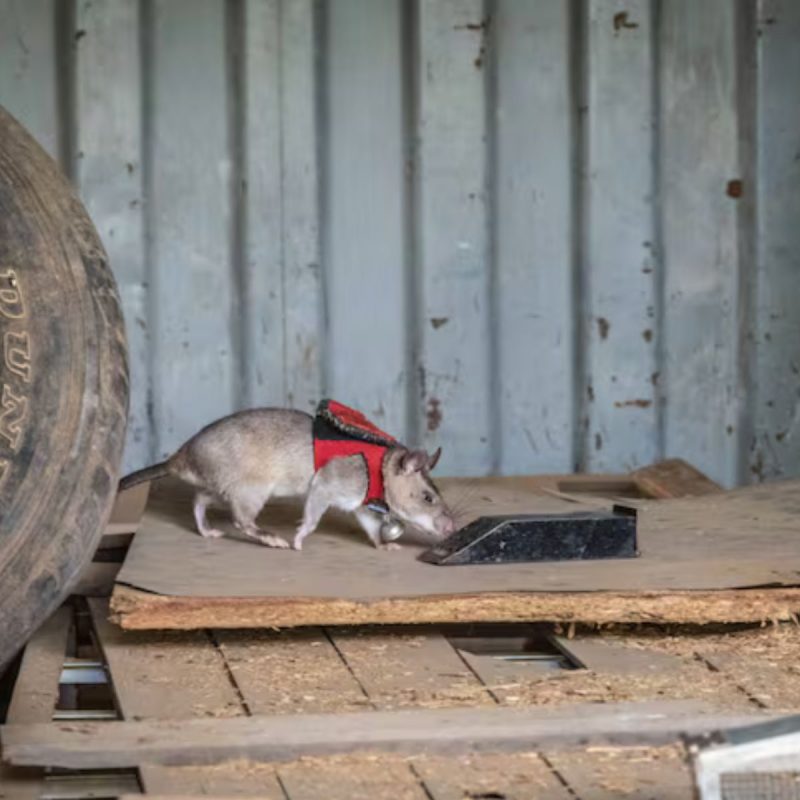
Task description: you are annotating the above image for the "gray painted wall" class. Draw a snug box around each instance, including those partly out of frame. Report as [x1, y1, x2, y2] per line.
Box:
[1, 0, 798, 487]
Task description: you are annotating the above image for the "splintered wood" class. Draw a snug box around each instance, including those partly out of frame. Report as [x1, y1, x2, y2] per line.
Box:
[111, 476, 800, 629]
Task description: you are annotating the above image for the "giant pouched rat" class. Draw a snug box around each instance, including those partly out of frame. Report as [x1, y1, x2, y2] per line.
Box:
[119, 407, 457, 551]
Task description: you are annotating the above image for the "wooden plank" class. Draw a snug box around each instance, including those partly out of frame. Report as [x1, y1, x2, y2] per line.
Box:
[751, 1, 800, 482]
[0, 0, 60, 159]
[415, 0, 491, 473]
[113, 583, 800, 631]
[660, 0, 744, 487]
[147, 0, 235, 456]
[494, 0, 575, 474]
[111, 478, 800, 628]
[632, 459, 722, 499]
[545, 746, 693, 799]
[40, 772, 141, 799]
[583, 0, 658, 472]
[7, 606, 71, 724]
[0, 606, 71, 799]
[323, 0, 408, 437]
[278, 0, 323, 412]
[1, 702, 773, 769]
[279, 756, 427, 800]
[214, 628, 369, 714]
[549, 635, 682, 675]
[140, 761, 284, 797]
[89, 597, 248, 794]
[414, 752, 571, 800]
[699, 650, 800, 713]
[74, 0, 148, 473]
[88, 599, 243, 721]
[327, 626, 488, 709]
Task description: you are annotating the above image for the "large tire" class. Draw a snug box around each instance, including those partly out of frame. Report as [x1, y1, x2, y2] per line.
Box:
[0, 107, 128, 671]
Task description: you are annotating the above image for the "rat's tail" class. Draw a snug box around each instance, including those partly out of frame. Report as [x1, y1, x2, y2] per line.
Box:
[118, 461, 171, 492]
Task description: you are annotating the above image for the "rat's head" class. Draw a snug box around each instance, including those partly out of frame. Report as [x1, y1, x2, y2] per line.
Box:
[383, 447, 456, 540]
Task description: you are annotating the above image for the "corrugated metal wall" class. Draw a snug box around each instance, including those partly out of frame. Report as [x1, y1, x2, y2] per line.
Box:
[1, 0, 798, 487]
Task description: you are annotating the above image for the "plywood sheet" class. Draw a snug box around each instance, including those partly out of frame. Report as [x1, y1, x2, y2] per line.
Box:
[111, 477, 800, 628]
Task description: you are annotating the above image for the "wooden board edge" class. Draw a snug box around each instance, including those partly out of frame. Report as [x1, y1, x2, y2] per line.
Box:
[108, 584, 800, 630]
[631, 459, 722, 499]
[1, 606, 72, 799]
[6, 605, 72, 724]
[0, 702, 776, 770]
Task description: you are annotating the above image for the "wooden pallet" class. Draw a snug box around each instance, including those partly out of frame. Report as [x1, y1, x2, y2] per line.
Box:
[6, 464, 800, 798]
[3, 596, 800, 798]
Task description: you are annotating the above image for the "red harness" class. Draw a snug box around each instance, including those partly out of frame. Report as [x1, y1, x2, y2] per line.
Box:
[312, 400, 398, 508]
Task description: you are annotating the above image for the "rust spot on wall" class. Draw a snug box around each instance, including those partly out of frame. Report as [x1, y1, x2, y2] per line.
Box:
[454, 16, 492, 69]
[776, 430, 787, 442]
[727, 179, 743, 198]
[597, 317, 610, 340]
[454, 20, 490, 32]
[430, 317, 449, 329]
[426, 397, 443, 432]
[642, 329, 653, 342]
[613, 12, 638, 32]
[614, 399, 652, 409]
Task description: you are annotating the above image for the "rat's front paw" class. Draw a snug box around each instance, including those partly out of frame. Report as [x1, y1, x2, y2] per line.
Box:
[259, 534, 289, 549]
[380, 542, 403, 551]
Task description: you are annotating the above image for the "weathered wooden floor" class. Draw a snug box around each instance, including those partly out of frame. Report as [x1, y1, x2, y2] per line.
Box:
[2, 596, 800, 798]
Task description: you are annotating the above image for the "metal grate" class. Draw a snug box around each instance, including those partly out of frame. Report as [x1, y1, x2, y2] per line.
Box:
[721, 772, 800, 800]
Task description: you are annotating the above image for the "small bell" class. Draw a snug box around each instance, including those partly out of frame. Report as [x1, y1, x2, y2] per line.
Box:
[379, 517, 405, 543]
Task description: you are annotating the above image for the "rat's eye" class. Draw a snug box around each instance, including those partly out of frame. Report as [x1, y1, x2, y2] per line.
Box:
[422, 491, 435, 505]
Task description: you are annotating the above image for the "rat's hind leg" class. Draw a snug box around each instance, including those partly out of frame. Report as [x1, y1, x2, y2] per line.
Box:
[229, 485, 289, 549]
[193, 492, 225, 539]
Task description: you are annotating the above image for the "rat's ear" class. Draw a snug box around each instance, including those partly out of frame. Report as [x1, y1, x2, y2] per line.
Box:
[399, 449, 428, 474]
[428, 447, 442, 470]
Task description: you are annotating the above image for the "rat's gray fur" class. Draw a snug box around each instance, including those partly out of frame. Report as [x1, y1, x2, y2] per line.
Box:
[119, 407, 455, 550]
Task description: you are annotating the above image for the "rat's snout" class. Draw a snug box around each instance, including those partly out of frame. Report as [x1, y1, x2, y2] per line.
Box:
[435, 513, 457, 537]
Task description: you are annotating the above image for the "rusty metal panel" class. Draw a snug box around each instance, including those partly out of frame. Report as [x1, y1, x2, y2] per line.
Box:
[582, 0, 659, 473]
[752, 0, 800, 482]
[493, 0, 576, 474]
[660, 0, 747, 488]
[0, 0, 61, 161]
[146, 0, 238, 459]
[415, 0, 493, 475]
[323, 0, 409, 440]
[74, 0, 149, 471]
[2, 0, 799, 486]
